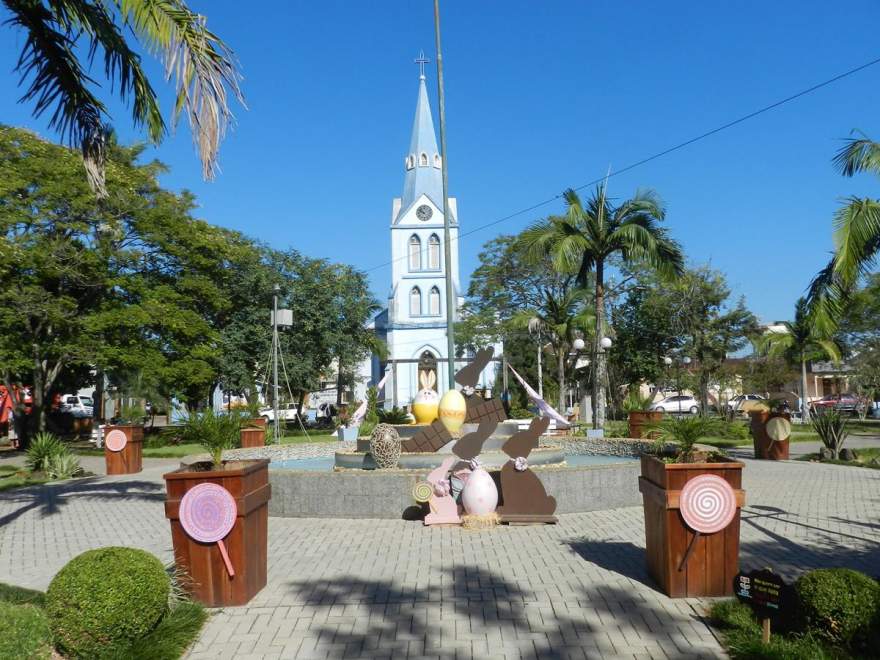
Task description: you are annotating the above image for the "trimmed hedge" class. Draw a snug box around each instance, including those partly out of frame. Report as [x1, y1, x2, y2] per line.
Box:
[46, 547, 170, 658]
[794, 568, 880, 645]
[0, 601, 53, 659]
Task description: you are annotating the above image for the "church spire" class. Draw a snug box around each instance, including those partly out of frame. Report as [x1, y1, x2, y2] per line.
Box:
[400, 52, 444, 216]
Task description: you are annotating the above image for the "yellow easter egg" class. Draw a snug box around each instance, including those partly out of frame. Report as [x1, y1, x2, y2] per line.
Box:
[438, 389, 467, 435]
[412, 400, 439, 424]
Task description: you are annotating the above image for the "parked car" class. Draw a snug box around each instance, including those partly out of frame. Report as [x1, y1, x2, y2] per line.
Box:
[725, 394, 766, 414]
[59, 394, 93, 418]
[649, 395, 700, 414]
[810, 393, 862, 416]
[259, 402, 303, 423]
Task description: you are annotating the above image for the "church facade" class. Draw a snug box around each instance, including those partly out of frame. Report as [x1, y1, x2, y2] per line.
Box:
[359, 64, 498, 409]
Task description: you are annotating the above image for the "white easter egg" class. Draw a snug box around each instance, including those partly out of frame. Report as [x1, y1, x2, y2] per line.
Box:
[461, 467, 498, 516]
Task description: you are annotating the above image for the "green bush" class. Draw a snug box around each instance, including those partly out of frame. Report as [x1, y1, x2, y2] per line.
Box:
[508, 406, 533, 419]
[0, 601, 53, 659]
[794, 568, 880, 645]
[46, 547, 170, 658]
[378, 406, 410, 424]
[25, 432, 66, 473]
[47, 452, 83, 480]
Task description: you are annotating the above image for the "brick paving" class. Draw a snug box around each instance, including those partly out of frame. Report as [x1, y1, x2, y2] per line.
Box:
[0, 456, 878, 659]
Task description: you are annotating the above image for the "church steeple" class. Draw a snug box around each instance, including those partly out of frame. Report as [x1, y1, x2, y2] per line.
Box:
[400, 52, 444, 217]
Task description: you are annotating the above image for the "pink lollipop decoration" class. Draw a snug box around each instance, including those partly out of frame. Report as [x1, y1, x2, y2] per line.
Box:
[677, 474, 737, 571]
[105, 429, 127, 452]
[179, 483, 237, 577]
[679, 474, 737, 534]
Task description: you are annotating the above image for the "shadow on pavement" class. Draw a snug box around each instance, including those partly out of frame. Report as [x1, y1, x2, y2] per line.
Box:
[0, 477, 164, 527]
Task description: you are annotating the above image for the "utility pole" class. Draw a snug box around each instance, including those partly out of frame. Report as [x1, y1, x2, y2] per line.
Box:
[433, 0, 456, 389]
[272, 284, 280, 444]
[536, 335, 543, 399]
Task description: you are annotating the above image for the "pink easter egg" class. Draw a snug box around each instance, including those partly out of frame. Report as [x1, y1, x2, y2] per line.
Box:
[461, 467, 498, 516]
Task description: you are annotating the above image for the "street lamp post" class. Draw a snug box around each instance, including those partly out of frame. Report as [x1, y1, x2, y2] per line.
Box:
[593, 336, 612, 429]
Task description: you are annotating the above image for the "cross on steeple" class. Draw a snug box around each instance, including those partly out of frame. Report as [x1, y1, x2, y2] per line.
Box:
[414, 50, 430, 79]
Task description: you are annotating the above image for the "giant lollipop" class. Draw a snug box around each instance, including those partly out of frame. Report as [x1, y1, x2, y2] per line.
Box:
[179, 483, 237, 577]
[105, 429, 127, 452]
[677, 474, 737, 570]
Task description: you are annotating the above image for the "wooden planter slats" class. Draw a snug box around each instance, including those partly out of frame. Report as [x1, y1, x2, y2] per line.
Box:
[640, 454, 745, 598]
[240, 427, 265, 448]
[103, 425, 143, 475]
[749, 411, 790, 460]
[164, 460, 271, 607]
[628, 410, 663, 439]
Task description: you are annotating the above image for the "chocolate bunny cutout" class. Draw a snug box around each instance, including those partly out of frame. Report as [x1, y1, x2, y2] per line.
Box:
[452, 420, 496, 461]
[497, 417, 557, 523]
[455, 347, 494, 388]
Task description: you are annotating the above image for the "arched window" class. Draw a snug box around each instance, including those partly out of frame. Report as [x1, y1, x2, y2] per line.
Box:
[405, 154, 414, 170]
[420, 152, 428, 167]
[410, 287, 422, 317]
[429, 286, 441, 316]
[433, 153, 441, 168]
[428, 234, 440, 270]
[408, 234, 421, 271]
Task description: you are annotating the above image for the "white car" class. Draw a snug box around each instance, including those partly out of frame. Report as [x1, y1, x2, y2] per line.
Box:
[60, 394, 93, 418]
[726, 394, 765, 414]
[259, 403, 302, 423]
[650, 395, 700, 414]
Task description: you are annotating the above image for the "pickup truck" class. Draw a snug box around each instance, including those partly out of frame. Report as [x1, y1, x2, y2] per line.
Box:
[259, 403, 303, 423]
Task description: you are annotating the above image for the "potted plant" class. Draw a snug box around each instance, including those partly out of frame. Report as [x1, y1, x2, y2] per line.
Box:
[623, 389, 662, 439]
[163, 409, 271, 607]
[748, 399, 791, 460]
[243, 398, 267, 429]
[103, 403, 146, 475]
[639, 416, 745, 598]
[336, 405, 360, 441]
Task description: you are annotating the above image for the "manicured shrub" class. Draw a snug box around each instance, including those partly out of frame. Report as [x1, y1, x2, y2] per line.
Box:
[46, 547, 169, 658]
[794, 568, 880, 644]
[0, 601, 53, 659]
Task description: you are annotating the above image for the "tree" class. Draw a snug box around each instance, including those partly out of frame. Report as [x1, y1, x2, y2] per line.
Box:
[662, 267, 758, 414]
[520, 186, 684, 427]
[3, 0, 244, 194]
[808, 134, 880, 326]
[756, 298, 839, 423]
[456, 234, 593, 413]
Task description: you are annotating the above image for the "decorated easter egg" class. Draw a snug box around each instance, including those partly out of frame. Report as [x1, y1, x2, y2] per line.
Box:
[438, 389, 466, 435]
[412, 390, 439, 424]
[461, 467, 498, 516]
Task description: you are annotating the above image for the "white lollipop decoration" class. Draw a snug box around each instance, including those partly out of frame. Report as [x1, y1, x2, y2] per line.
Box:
[179, 483, 237, 577]
[677, 474, 737, 570]
[765, 417, 791, 443]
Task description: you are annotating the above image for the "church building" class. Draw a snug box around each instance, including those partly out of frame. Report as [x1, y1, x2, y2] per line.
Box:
[359, 59, 499, 409]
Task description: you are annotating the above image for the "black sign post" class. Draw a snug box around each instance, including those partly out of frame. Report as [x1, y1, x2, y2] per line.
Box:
[733, 568, 787, 644]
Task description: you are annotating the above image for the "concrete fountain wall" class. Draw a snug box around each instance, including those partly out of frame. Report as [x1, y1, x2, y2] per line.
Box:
[266, 437, 646, 519]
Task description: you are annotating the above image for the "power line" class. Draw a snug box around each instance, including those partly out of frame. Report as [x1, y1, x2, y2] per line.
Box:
[364, 55, 880, 275]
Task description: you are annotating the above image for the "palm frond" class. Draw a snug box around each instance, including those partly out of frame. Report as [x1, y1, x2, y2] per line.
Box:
[5, 0, 108, 193]
[113, 0, 246, 179]
[833, 133, 880, 178]
[831, 197, 880, 284]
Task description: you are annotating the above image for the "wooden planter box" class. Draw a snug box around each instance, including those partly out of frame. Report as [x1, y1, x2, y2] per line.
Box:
[104, 425, 143, 475]
[248, 417, 267, 428]
[164, 460, 271, 607]
[240, 427, 265, 448]
[628, 410, 662, 439]
[639, 454, 745, 597]
[749, 411, 790, 460]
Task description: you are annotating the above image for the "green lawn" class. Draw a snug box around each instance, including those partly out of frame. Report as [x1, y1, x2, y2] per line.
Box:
[0, 472, 51, 492]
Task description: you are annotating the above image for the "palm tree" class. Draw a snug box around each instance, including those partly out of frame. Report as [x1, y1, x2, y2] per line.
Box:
[511, 288, 593, 413]
[3, 0, 244, 195]
[520, 186, 684, 428]
[756, 298, 840, 423]
[808, 134, 880, 325]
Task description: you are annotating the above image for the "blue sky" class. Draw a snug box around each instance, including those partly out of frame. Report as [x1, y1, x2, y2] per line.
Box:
[2, 1, 879, 323]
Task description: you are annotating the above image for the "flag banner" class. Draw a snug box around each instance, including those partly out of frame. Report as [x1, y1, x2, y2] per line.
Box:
[350, 371, 390, 426]
[507, 364, 571, 429]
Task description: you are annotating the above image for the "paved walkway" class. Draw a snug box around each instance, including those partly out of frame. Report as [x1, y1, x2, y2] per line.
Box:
[0, 456, 878, 659]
